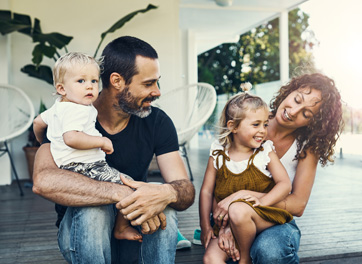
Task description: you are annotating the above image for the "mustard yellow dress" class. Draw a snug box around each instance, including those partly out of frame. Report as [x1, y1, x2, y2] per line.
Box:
[211, 140, 293, 235]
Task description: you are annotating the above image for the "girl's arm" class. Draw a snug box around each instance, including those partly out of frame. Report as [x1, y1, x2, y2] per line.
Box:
[272, 149, 318, 216]
[33, 115, 48, 144]
[199, 157, 217, 248]
[258, 150, 292, 206]
[63, 131, 114, 154]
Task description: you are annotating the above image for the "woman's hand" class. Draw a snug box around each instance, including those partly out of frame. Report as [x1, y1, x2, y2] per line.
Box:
[218, 226, 240, 262]
[201, 226, 215, 248]
[213, 191, 249, 228]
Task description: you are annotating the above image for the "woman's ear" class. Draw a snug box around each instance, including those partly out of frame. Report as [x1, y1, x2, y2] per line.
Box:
[110, 73, 125, 90]
[56, 83, 66, 96]
[227, 120, 236, 133]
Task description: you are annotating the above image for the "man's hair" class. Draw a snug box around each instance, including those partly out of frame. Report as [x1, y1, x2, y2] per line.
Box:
[53, 52, 101, 86]
[101, 36, 158, 89]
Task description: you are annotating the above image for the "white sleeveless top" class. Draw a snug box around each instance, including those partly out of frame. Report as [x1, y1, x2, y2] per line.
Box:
[280, 139, 298, 183]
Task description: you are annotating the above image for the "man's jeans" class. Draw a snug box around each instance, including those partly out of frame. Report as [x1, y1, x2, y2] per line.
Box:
[58, 204, 178, 264]
[250, 219, 301, 264]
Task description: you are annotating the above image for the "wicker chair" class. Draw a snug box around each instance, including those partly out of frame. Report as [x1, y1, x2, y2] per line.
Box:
[154, 83, 217, 181]
[0, 84, 35, 195]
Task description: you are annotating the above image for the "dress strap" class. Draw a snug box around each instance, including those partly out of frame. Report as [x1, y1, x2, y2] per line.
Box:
[247, 146, 264, 168]
[212, 149, 230, 178]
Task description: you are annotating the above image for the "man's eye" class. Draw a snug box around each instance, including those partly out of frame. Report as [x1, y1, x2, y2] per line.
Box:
[145, 83, 153, 87]
[77, 79, 85, 83]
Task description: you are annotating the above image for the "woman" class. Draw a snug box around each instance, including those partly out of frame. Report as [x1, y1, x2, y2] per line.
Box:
[212, 73, 344, 263]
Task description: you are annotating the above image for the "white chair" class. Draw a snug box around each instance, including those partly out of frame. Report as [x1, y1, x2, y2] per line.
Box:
[154, 83, 217, 181]
[0, 84, 35, 196]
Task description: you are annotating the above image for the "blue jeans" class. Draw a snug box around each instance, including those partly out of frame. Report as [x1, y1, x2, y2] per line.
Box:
[58, 204, 178, 264]
[250, 219, 301, 264]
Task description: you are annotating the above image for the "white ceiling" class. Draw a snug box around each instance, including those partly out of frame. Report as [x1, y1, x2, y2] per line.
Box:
[180, 0, 308, 54]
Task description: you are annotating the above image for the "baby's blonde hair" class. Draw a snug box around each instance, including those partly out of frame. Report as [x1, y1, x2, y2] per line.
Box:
[218, 93, 268, 147]
[53, 52, 102, 87]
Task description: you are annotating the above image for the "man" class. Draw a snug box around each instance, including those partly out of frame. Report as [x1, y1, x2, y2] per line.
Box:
[32, 36, 195, 263]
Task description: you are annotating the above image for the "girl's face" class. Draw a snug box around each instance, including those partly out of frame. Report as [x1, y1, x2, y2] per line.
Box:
[275, 87, 322, 129]
[230, 107, 269, 150]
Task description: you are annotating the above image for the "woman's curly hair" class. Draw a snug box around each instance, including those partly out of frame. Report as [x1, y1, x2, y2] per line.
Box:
[269, 73, 344, 166]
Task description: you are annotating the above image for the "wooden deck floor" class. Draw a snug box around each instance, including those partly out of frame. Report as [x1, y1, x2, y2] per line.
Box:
[1, 145, 362, 263]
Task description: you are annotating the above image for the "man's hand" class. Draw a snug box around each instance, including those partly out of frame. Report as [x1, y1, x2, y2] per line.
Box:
[116, 175, 173, 227]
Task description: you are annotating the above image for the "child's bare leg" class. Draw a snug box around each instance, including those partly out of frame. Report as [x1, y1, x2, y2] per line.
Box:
[113, 212, 142, 242]
[203, 238, 229, 264]
[228, 202, 275, 264]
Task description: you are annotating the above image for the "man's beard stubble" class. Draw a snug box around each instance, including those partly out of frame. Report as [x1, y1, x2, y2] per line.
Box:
[114, 87, 156, 118]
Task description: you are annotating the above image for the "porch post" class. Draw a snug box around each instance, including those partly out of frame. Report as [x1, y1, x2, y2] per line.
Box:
[279, 10, 289, 85]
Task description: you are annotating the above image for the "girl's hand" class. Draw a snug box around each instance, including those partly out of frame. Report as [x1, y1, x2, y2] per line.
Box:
[244, 195, 262, 207]
[201, 226, 216, 248]
[101, 137, 114, 154]
[218, 226, 240, 262]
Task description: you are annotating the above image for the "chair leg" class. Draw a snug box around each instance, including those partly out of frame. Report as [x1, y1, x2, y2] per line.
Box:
[4, 141, 24, 196]
[180, 144, 194, 182]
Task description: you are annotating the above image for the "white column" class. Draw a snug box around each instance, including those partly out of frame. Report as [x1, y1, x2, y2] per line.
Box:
[279, 10, 289, 85]
[0, 0, 13, 185]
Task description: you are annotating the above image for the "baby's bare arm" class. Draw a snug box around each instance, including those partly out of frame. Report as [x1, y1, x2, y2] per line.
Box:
[63, 131, 114, 154]
[33, 115, 48, 144]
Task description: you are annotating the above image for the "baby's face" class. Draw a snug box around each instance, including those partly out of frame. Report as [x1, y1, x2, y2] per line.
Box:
[60, 63, 100, 105]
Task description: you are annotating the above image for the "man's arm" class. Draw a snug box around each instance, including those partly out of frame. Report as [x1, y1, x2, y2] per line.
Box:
[118, 151, 195, 226]
[158, 151, 195, 211]
[32, 143, 133, 206]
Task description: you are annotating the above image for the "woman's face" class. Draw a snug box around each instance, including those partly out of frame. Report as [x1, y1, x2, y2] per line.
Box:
[275, 87, 322, 129]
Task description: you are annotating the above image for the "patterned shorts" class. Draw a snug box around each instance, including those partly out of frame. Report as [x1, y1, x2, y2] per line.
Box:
[60, 160, 133, 184]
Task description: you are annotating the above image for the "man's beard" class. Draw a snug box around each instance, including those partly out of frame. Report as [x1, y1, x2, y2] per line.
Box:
[115, 87, 156, 118]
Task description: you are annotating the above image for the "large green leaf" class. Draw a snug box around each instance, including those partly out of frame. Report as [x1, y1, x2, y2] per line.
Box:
[21, 64, 53, 85]
[33, 32, 73, 49]
[0, 10, 32, 35]
[31, 43, 56, 65]
[94, 4, 158, 57]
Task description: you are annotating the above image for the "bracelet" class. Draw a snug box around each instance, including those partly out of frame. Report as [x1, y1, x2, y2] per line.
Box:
[283, 199, 287, 210]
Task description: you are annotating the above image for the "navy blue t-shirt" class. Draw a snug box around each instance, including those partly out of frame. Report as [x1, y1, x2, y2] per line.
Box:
[55, 106, 179, 227]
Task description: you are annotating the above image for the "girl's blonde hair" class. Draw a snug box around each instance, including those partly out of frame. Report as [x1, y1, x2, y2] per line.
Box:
[218, 93, 268, 147]
[53, 52, 102, 87]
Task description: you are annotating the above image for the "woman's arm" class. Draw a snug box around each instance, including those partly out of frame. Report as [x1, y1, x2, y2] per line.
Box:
[258, 150, 292, 206]
[32, 143, 133, 206]
[272, 149, 318, 216]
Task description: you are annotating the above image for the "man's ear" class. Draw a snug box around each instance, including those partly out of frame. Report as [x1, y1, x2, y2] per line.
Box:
[227, 120, 236, 133]
[109, 73, 125, 90]
[56, 83, 66, 96]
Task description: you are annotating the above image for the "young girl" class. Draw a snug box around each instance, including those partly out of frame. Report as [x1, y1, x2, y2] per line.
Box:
[199, 91, 293, 264]
[33, 52, 142, 242]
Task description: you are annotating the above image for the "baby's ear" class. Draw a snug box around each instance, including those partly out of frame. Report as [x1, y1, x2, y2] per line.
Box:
[56, 83, 66, 95]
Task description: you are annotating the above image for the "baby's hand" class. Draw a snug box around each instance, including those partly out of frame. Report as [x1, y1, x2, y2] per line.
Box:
[101, 137, 114, 154]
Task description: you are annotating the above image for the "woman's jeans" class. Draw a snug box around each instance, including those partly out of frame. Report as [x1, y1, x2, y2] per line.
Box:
[57, 204, 178, 264]
[250, 219, 301, 264]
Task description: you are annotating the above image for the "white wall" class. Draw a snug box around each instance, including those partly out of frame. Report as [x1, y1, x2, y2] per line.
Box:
[1, 0, 182, 181]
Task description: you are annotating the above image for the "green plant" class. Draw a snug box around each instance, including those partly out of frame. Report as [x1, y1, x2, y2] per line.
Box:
[0, 4, 157, 85]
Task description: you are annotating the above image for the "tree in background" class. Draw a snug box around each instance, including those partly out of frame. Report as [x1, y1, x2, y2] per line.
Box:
[198, 8, 318, 95]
